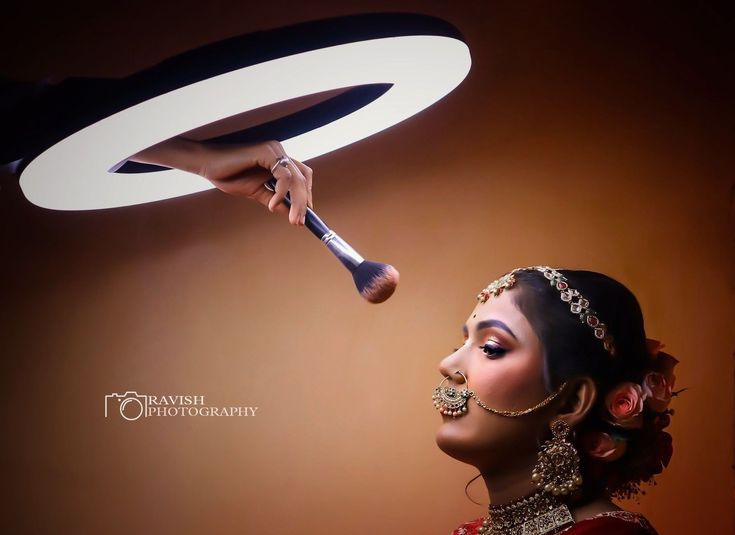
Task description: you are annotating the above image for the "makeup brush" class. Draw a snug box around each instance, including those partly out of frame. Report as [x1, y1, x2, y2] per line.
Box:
[264, 177, 399, 304]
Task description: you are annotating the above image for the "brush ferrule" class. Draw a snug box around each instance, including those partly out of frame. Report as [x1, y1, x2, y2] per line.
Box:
[322, 231, 364, 271]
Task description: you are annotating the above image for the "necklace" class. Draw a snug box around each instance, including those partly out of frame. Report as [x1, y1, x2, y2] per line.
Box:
[477, 490, 575, 535]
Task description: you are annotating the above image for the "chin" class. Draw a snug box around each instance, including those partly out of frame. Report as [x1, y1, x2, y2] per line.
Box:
[435, 418, 478, 462]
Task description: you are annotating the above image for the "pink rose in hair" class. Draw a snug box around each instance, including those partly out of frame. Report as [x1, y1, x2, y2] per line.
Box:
[605, 382, 646, 429]
[580, 431, 627, 461]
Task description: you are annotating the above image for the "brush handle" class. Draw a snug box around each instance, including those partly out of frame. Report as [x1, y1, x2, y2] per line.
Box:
[264, 177, 365, 271]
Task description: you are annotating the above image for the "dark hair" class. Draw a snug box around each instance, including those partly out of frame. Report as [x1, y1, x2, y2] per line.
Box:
[511, 269, 675, 501]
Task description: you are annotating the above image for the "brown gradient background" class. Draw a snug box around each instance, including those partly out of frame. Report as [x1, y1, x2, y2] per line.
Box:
[1, 2, 733, 534]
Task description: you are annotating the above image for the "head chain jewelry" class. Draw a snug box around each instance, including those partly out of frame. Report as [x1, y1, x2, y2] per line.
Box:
[477, 266, 616, 356]
[433, 371, 568, 418]
[270, 155, 291, 174]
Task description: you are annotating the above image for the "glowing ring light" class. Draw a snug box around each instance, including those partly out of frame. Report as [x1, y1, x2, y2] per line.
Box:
[19, 14, 471, 211]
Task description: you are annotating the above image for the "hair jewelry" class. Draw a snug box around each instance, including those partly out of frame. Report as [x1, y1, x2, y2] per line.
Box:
[477, 266, 616, 356]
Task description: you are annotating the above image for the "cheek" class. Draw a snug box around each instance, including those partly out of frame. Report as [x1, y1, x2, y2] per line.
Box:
[473, 351, 547, 410]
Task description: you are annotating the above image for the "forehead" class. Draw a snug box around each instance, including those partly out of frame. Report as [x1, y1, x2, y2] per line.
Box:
[463, 288, 531, 337]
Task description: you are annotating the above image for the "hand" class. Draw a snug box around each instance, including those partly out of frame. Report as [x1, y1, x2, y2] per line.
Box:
[198, 140, 313, 226]
[129, 138, 313, 226]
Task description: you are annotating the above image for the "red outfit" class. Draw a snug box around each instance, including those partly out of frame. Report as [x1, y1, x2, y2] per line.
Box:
[451, 511, 658, 535]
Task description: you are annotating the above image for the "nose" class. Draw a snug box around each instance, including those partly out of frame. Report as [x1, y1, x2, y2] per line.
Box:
[438, 348, 466, 385]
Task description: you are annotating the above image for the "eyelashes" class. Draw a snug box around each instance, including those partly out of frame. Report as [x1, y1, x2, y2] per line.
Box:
[480, 339, 507, 359]
[452, 339, 508, 359]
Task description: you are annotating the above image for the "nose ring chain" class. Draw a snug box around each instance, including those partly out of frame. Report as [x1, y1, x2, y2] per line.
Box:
[433, 371, 568, 418]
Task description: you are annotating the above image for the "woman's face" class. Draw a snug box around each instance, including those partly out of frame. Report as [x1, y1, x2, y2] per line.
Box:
[435, 287, 554, 472]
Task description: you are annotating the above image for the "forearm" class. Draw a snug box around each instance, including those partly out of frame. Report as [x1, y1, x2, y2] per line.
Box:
[128, 137, 209, 175]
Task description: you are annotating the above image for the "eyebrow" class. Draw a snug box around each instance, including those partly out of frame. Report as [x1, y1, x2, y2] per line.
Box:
[463, 319, 518, 340]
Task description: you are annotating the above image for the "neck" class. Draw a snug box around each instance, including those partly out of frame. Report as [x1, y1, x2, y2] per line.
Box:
[480, 456, 540, 506]
[477, 459, 577, 535]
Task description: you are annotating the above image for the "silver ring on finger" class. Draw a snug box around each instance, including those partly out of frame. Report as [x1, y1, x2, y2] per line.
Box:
[270, 155, 291, 174]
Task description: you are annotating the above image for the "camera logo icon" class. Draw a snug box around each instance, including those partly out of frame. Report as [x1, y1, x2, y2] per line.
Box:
[105, 391, 148, 421]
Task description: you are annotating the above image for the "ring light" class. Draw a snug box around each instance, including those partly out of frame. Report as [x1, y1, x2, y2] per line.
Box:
[18, 14, 471, 210]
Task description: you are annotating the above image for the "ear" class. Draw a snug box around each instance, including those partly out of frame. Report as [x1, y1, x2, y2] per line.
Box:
[556, 376, 597, 429]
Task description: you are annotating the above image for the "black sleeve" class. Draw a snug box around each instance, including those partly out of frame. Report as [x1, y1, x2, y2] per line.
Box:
[0, 76, 124, 170]
[0, 77, 53, 165]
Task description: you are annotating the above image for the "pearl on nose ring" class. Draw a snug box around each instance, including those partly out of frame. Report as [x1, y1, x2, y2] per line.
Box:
[432, 371, 472, 417]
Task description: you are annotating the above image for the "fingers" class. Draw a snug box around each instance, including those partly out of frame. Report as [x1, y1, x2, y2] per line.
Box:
[200, 140, 313, 227]
[257, 141, 311, 227]
[255, 140, 288, 172]
[283, 159, 308, 225]
[267, 161, 292, 213]
[290, 158, 313, 210]
[267, 161, 307, 226]
[266, 163, 308, 227]
[249, 184, 289, 215]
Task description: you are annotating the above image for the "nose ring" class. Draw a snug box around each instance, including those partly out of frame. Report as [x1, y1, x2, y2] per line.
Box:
[433, 370, 473, 417]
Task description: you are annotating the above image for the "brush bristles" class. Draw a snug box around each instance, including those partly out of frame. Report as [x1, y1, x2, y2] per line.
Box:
[352, 261, 400, 304]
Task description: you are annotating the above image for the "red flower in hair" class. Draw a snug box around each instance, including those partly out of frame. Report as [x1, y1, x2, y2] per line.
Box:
[642, 371, 674, 412]
[580, 431, 627, 461]
[653, 431, 674, 472]
[645, 338, 665, 356]
[642, 338, 679, 413]
[651, 411, 671, 431]
[636, 431, 674, 479]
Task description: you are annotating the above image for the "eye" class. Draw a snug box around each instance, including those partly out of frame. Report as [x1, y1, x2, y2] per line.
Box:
[479, 338, 507, 359]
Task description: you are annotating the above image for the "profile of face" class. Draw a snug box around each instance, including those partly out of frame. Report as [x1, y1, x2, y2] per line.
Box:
[435, 288, 560, 473]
